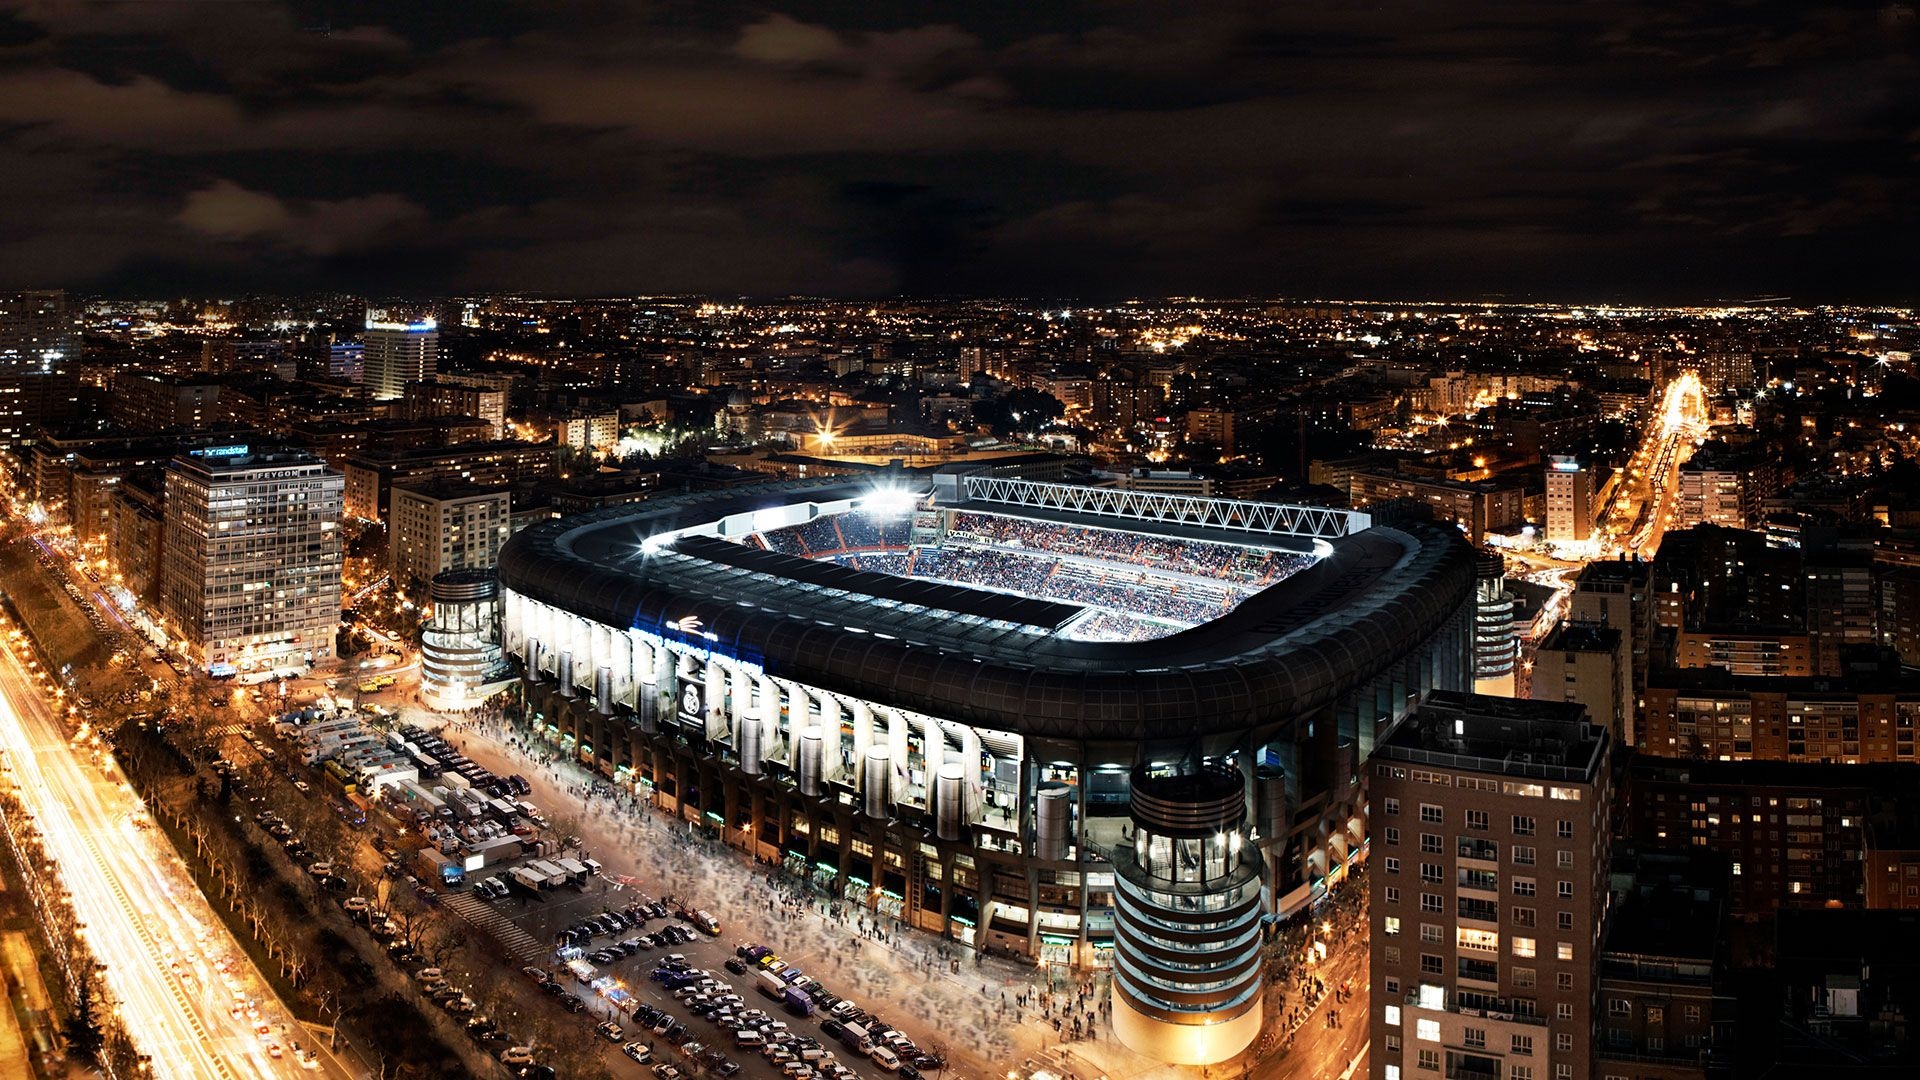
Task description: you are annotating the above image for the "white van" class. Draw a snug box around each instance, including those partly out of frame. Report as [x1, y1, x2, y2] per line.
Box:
[868, 1046, 900, 1072]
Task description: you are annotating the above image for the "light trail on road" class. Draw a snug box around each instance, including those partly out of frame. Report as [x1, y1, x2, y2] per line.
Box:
[1598, 372, 1708, 556]
[0, 635, 332, 1080]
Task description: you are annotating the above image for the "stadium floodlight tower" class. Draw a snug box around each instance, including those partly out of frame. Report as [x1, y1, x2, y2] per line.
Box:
[1111, 755, 1265, 1064]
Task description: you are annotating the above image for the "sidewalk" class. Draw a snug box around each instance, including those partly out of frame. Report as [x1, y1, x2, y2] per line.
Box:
[422, 704, 1367, 1079]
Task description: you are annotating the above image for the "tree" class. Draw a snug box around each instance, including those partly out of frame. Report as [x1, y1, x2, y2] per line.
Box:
[62, 976, 106, 1062]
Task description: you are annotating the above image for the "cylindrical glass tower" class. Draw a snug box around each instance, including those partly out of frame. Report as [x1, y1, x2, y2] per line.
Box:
[1110, 760, 1265, 1064]
[420, 569, 511, 711]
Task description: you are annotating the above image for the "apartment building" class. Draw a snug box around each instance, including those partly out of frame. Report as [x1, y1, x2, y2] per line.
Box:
[1371, 692, 1612, 1080]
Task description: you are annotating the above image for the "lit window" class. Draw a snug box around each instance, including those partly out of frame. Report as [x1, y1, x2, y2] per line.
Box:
[1417, 1019, 1441, 1043]
[1385, 1005, 1401, 1026]
[1386, 1068, 1401, 1080]
[1557, 943, 1574, 961]
[1512, 937, 1537, 958]
[1385, 916, 1401, 936]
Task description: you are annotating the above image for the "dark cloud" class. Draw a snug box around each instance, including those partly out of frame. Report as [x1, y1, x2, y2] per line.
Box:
[0, 1, 1913, 301]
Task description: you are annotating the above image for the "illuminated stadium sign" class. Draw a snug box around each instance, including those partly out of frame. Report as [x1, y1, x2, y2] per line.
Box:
[677, 679, 704, 727]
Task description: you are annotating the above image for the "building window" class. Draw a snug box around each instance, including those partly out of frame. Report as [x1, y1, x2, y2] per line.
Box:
[1421, 833, 1444, 854]
[1513, 906, 1537, 927]
[1556, 943, 1573, 961]
[1421, 863, 1443, 883]
[1684, 1005, 1701, 1024]
[1464, 1027, 1486, 1049]
[1418, 1049, 1440, 1071]
[1557, 819, 1575, 839]
[1647, 1006, 1664, 1025]
[1385, 798, 1400, 816]
[1555, 1067, 1573, 1080]
[1514, 845, 1536, 866]
[1556, 972, 1574, 991]
[1421, 893, 1443, 913]
[1511, 1034, 1533, 1056]
[1557, 881, 1574, 899]
[1420, 804, 1444, 824]
[1384, 1005, 1401, 1027]
[1416, 1019, 1441, 1043]
[1384, 916, 1401, 935]
[1386, 857, 1401, 875]
[1421, 923, 1443, 943]
[1466, 809, 1490, 831]
[1557, 911, 1574, 931]
[1556, 1033, 1573, 1052]
[1610, 998, 1631, 1017]
[1514, 815, 1537, 836]
[1557, 1003, 1573, 1020]
[1511, 1067, 1532, 1080]
[1557, 849, 1574, 869]
[1386, 827, 1401, 846]
[1386, 1065, 1401, 1080]
[1386, 977, 1400, 995]
[1513, 936, 1537, 958]
[1385, 946, 1401, 964]
[1513, 967, 1535, 988]
[1420, 954, 1444, 975]
[1513, 878, 1537, 897]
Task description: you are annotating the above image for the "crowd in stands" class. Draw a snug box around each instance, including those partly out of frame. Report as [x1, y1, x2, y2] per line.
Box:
[947, 512, 1313, 585]
[742, 508, 1322, 640]
[835, 511, 914, 551]
[1059, 609, 1169, 643]
[758, 510, 912, 557]
[832, 551, 914, 576]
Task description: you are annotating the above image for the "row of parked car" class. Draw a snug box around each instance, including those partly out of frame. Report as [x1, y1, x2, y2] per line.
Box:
[398, 723, 531, 800]
[736, 944, 945, 1076]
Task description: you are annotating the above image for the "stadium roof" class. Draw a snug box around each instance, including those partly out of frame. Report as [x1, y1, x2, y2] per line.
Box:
[498, 477, 1477, 742]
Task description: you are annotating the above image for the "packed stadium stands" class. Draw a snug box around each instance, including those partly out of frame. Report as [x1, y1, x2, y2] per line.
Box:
[752, 508, 1317, 641]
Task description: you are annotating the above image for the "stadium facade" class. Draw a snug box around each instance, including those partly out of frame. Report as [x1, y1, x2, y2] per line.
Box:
[498, 474, 1477, 1063]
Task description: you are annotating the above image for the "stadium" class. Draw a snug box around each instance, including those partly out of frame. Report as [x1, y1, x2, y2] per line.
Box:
[497, 473, 1477, 1063]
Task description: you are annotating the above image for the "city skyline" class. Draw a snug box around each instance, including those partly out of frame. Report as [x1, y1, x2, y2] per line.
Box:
[0, 4, 1914, 302]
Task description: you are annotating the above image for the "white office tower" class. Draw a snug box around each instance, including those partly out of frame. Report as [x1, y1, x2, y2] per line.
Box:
[363, 315, 438, 400]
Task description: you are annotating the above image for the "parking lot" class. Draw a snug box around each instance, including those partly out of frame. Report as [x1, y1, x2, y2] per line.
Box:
[473, 864, 952, 1080]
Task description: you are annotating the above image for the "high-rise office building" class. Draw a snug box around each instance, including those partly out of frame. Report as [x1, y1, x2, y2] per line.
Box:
[363, 317, 438, 401]
[1543, 456, 1592, 545]
[158, 444, 343, 679]
[0, 289, 83, 448]
[0, 289, 79, 371]
[1371, 692, 1612, 1080]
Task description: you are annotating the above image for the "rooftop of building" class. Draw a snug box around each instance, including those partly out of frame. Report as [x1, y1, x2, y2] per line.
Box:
[1574, 554, 1651, 583]
[1647, 649, 1916, 695]
[168, 443, 328, 473]
[1374, 691, 1607, 781]
[1540, 621, 1622, 653]
[1629, 756, 1920, 794]
[346, 438, 554, 466]
[389, 477, 515, 503]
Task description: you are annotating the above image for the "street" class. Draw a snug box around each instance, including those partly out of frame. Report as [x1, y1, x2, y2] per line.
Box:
[0, 625, 347, 1080]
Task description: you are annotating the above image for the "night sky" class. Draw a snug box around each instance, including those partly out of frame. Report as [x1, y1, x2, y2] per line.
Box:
[2, 2, 1915, 302]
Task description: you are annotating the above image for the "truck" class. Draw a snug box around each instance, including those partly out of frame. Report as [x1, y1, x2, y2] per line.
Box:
[781, 987, 814, 1017]
[508, 866, 548, 897]
[412, 847, 464, 888]
[756, 970, 788, 1001]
